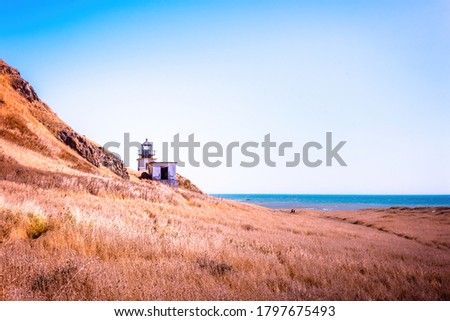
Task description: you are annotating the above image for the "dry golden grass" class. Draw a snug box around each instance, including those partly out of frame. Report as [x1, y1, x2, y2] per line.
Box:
[1, 164, 449, 300]
[315, 207, 450, 250]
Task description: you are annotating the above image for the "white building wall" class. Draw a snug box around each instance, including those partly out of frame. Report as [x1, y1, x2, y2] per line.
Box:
[168, 164, 176, 180]
[138, 159, 151, 171]
[152, 166, 161, 179]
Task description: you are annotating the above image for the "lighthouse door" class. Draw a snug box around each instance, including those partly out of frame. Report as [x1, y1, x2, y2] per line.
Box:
[161, 167, 169, 180]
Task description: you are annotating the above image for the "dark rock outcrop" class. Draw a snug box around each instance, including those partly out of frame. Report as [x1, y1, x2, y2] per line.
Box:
[58, 129, 129, 179]
[176, 173, 202, 193]
[0, 60, 39, 102]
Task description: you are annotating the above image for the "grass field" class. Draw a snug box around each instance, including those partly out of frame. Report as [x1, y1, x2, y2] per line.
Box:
[1, 163, 449, 300]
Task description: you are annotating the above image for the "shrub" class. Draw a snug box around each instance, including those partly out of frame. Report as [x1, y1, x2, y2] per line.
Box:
[197, 258, 233, 276]
[26, 213, 49, 239]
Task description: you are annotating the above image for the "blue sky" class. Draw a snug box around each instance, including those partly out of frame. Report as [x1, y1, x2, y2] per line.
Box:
[1, 0, 449, 193]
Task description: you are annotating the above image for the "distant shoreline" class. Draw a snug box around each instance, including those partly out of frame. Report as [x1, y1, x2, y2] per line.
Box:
[213, 194, 450, 211]
[276, 206, 450, 213]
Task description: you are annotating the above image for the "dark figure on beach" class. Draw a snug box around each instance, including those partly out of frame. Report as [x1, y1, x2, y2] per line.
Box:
[290, 209, 296, 214]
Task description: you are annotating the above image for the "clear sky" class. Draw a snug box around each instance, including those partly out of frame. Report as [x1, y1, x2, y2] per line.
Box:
[1, 0, 449, 194]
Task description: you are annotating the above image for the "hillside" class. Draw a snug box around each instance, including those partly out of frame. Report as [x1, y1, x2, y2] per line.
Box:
[0, 59, 129, 179]
[1, 60, 449, 300]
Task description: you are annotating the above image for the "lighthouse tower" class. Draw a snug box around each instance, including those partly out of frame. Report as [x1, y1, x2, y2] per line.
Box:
[137, 139, 155, 171]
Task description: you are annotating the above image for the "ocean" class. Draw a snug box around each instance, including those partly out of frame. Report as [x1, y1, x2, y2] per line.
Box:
[211, 194, 450, 211]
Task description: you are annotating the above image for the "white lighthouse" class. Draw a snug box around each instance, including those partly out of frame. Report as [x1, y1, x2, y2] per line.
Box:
[137, 138, 178, 187]
[137, 139, 155, 171]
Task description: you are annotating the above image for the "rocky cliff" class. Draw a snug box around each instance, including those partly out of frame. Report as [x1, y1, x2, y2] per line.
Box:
[0, 59, 129, 179]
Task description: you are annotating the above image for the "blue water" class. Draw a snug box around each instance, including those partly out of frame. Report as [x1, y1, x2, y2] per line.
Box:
[211, 194, 450, 211]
